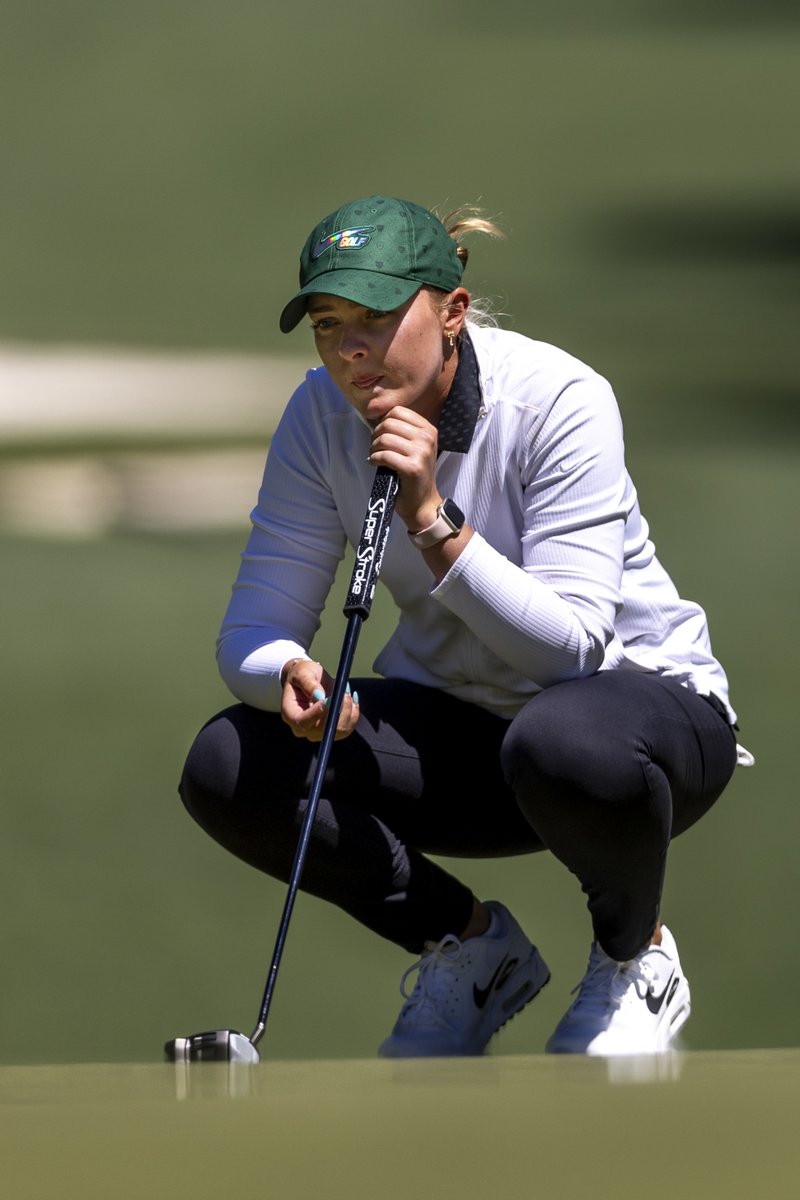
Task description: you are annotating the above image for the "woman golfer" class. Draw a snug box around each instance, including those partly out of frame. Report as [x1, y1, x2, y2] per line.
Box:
[180, 194, 748, 1057]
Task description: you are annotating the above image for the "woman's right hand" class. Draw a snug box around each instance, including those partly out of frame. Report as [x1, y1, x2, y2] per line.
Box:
[280, 658, 360, 742]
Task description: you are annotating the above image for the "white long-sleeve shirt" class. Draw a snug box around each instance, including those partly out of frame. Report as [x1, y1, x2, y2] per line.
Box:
[217, 323, 735, 723]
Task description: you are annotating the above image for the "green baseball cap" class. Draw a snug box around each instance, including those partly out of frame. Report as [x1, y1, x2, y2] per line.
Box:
[279, 195, 464, 333]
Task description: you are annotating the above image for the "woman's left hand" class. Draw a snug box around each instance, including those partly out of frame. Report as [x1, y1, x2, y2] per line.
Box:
[280, 658, 360, 742]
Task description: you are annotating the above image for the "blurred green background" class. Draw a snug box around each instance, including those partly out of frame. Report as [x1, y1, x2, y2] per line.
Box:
[1, 1, 797, 1065]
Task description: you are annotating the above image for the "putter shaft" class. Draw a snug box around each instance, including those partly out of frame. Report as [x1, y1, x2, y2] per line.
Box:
[251, 468, 398, 1049]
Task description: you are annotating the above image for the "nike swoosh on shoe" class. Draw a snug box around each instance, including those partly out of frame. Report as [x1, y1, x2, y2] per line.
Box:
[473, 956, 519, 1010]
[645, 972, 679, 1015]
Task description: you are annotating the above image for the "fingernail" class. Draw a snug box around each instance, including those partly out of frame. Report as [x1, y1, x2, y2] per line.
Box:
[312, 687, 325, 702]
[345, 683, 351, 695]
[352, 691, 360, 706]
[323, 697, 330, 709]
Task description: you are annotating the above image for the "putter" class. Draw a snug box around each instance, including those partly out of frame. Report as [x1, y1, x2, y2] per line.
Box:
[165, 466, 399, 1064]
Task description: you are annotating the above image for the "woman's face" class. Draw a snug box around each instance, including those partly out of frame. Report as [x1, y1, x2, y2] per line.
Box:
[307, 287, 466, 427]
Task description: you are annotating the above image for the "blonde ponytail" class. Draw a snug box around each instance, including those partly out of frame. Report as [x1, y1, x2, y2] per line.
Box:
[433, 204, 506, 327]
[438, 205, 505, 270]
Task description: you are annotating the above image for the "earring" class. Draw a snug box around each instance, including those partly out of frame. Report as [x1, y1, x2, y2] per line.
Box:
[446, 330, 456, 349]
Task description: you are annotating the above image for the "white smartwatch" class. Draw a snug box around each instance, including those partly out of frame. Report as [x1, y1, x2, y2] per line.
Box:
[409, 498, 466, 549]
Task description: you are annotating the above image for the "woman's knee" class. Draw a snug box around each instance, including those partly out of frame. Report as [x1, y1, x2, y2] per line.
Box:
[500, 678, 647, 803]
[177, 703, 290, 819]
[178, 709, 241, 819]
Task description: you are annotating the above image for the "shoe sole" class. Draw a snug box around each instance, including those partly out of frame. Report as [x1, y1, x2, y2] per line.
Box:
[499, 955, 551, 1022]
[661, 980, 691, 1047]
[484, 956, 551, 1051]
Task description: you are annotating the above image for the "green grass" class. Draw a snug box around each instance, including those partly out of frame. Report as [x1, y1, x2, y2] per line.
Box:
[2, 1053, 799, 1199]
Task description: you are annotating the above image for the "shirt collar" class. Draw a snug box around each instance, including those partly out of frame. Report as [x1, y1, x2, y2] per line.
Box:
[436, 328, 482, 453]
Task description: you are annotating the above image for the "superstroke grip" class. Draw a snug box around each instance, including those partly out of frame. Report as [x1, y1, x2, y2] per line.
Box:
[344, 467, 399, 619]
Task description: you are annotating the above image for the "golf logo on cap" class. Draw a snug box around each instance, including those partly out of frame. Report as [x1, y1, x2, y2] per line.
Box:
[312, 225, 376, 260]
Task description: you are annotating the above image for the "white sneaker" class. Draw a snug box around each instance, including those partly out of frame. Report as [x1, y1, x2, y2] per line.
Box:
[546, 924, 691, 1056]
[378, 901, 550, 1058]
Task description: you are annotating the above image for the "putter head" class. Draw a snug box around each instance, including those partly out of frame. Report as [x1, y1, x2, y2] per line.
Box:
[164, 1029, 260, 1064]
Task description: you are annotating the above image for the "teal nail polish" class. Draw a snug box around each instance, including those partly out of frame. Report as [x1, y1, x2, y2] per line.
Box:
[352, 691, 360, 706]
[312, 687, 325, 702]
[345, 683, 351, 695]
[323, 697, 331, 709]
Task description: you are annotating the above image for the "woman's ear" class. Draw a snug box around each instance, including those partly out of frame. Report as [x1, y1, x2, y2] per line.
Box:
[443, 287, 470, 338]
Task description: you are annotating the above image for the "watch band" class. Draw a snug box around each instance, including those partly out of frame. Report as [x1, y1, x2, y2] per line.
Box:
[409, 498, 465, 549]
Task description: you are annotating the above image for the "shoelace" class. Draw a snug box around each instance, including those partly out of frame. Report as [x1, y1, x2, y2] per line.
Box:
[570, 946, 656, 1014]
[609, 958, 656, 1005]
[399, 935, 464, 1003]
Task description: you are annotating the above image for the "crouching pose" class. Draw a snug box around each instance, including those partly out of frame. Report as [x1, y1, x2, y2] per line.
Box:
[179, 194, 750, 1057]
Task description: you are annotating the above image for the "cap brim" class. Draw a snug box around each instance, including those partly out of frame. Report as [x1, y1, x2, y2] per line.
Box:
[279, 270, 422, 333]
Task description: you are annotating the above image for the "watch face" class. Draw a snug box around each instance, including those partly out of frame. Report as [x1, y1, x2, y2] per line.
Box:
[440, 497, 465, 532]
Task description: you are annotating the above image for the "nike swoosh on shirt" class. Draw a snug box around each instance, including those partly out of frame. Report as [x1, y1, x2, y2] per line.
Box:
[645, 972, 679, 1015]
[473, 956, 519, 1010]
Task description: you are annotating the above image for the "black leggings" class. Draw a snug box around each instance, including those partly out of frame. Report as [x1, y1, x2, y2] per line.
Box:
[179, 672, 737, 960]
